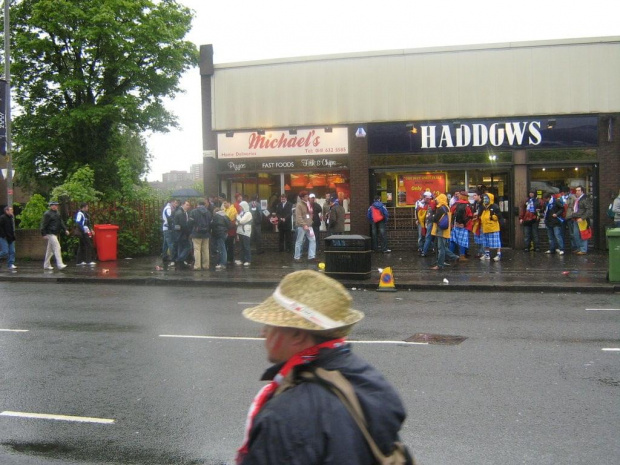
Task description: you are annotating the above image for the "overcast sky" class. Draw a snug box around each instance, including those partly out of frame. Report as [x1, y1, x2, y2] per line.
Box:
[144, 0, 620, 181]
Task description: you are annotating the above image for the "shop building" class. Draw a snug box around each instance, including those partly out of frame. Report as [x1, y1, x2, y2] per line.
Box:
[200, 37, 620, 250]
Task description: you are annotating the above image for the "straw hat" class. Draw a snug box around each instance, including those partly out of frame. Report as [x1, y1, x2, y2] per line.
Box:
[242, 270, 364, 337]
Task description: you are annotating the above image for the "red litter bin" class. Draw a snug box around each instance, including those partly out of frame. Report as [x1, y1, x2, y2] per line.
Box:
[93, 224, 119, 261]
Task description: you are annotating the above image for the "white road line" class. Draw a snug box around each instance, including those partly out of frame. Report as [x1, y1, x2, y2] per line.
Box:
[602, 348, 620, 352]
[0, 329, 29, 332]
[0, 411, 115, 424]
[160, 335, 263, 341]
[159, 335, 427, 345]
[586, 309, 620, 311]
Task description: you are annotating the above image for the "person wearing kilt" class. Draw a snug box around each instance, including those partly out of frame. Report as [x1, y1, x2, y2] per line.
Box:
[450, 191, 473, 260]
[479, 192, 502, 261]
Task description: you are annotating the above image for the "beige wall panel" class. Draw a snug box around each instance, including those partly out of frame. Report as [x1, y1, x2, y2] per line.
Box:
[211, 39, 620, 131]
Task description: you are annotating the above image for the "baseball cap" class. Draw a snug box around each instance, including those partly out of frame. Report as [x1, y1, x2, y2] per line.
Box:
[309, 193, 316, 198]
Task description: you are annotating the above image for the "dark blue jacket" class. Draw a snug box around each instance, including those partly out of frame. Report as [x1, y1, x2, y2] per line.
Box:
[366, 201, 389, 223]
[241, 346, 412, 465]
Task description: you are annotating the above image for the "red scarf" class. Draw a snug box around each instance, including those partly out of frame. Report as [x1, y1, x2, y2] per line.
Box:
[236, 337, 347, 464]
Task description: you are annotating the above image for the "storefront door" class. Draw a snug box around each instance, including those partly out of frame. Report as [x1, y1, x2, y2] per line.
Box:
[468, 169, 513, 247]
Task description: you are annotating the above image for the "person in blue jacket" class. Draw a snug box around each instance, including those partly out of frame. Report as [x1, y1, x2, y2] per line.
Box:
[366, 196, 391, 253]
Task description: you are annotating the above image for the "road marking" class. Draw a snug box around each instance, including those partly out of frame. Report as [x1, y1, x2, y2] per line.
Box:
[0, 329, 29, 332]
[586, 309, 620, 311]
[159, 335, 427, 345]
[602, 348, 620, 352]
[0, 411, 115, 424]
[160, 335, 264, 341]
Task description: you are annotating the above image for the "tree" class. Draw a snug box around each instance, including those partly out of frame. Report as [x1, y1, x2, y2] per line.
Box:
[7, 0, 198, 195]
[50, 165, 102, 204]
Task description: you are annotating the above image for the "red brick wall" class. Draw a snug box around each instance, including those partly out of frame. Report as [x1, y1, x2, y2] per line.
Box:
[348, 127, 370, 235]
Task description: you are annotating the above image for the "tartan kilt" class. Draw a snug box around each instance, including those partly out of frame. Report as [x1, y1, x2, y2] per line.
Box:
[451, 227, 469, 249]
[473, 232, 483, 245]
[482, 231, 502, 249]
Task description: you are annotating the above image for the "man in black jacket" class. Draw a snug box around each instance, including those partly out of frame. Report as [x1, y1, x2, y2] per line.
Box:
[41, 201, 70, 270]
[275, 194, 293, 252]
[0, 206, 17, 270]
[173, 199, 192, 269]
[237, 270, 414, 465]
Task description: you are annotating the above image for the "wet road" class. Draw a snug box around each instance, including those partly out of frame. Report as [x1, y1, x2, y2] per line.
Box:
[0, 283, 618, 464]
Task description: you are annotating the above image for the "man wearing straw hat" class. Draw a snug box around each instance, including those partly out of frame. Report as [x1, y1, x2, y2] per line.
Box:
[237, 270, 413, 465]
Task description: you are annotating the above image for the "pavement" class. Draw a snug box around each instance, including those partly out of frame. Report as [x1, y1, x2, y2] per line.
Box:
[0, 247, 617, 293]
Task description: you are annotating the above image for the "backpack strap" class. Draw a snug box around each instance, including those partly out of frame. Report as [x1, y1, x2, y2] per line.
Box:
[297, 367, 413, 465]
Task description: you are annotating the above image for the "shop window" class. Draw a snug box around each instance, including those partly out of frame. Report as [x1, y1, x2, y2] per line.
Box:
[285, 171, 350, 213]
[221, 173, 281, 206]
[529, 166, 594, 196]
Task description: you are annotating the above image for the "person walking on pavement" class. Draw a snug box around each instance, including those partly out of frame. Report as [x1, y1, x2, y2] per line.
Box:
[75, 203, 96, 266]
[210, 206, 231, 270]
[519, 190, 542, 252]
[237, 270, 414, 465]
[0, 206, 17, 270]
[327, 197, 345, 246]
[450, 191, 473, 260]
[420, 191, 436, 257]
[309, 193, 322, 252]
[479, 193, 502, 261]
[430, 193, 459, 270]
[174, 200, 193, 269]
[294, 191, 317, 262]
[275, 194, 293, 253]
[161, 198, 179, 266]
[367, 196, 391, 253]
[570, 185, 592, 255]
[224, 200, 239, 267]
[542, 193, 565, 255]
[415, 192, 427, 253]
[235, 200, 253, 266]
[190, 199, 212, 271]
[41, 201, 70, 270]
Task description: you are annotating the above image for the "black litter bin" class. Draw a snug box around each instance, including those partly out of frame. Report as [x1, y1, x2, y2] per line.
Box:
[324, 235, 372, 280]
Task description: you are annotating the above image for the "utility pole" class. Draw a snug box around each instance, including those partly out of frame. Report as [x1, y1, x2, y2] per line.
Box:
[2, 0, 12, 207]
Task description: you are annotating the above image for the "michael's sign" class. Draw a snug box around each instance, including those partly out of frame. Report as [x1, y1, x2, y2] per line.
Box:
[217, 128, 349, 159]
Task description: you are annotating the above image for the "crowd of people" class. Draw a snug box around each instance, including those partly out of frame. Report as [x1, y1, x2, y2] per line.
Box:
[516, 185, 594, 256]
[158, 184, 602, 272]
[160, 190, 347, 271]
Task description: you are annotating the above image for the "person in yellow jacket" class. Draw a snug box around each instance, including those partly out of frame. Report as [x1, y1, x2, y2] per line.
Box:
[430, 193, 459, 270]
[479, 192, 502, 261]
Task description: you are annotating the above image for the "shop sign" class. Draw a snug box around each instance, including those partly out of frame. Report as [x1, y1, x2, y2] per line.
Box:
[218, 156, 348, 173]
[217, 128, 349, 159]
[419, 121, 543, 149]
[368, 116, 598, 154]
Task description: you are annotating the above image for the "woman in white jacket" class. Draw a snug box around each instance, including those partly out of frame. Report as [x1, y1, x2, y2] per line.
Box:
[236, 201, 253, 266]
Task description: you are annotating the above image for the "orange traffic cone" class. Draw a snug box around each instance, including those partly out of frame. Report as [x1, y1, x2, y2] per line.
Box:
[377, 267, 397, 292]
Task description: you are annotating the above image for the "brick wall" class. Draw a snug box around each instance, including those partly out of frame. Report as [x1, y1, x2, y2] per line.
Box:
[15, 229, 46, 260]
[348, 128, 370, 235]
[597, 114, 620, 249]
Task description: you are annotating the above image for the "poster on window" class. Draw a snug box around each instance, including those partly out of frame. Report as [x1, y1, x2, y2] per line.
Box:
[397, 173, 447, 206]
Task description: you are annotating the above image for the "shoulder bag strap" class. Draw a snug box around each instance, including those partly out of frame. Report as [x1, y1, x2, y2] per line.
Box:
[299, 367, 412, 465]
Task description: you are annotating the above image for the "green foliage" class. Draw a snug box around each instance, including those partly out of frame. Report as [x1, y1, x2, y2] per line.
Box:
[16, 194, 48, 229]
[9, 0, 199, 195]
[50, 165, 102, 203]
